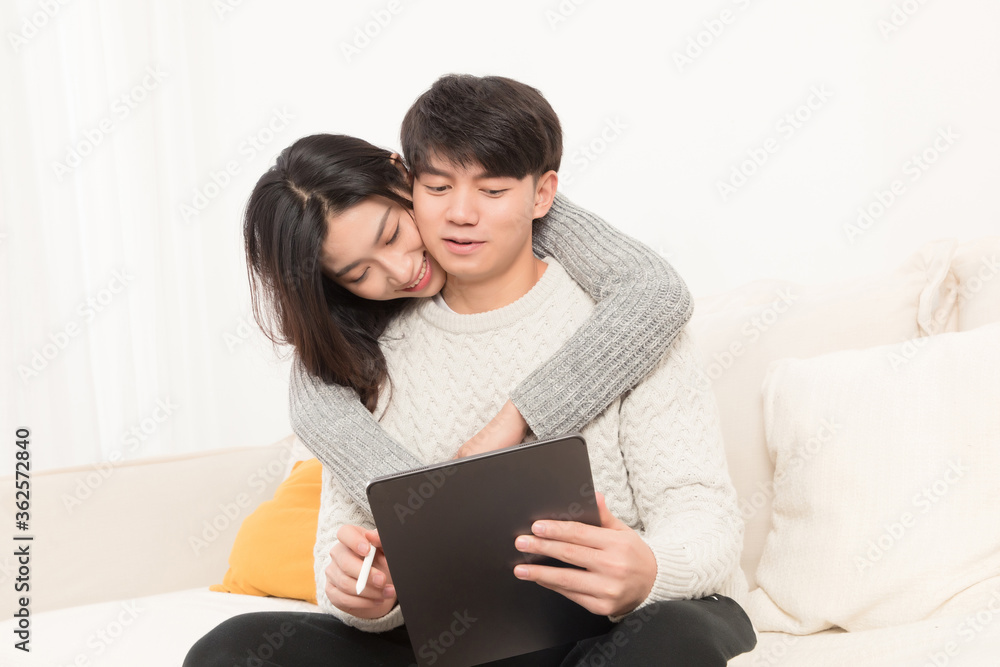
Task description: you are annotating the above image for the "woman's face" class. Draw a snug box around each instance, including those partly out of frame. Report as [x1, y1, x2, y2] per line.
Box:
[320, 196, 446, 301]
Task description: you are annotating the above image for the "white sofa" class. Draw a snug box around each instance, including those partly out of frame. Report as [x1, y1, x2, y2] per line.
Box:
[3, 237, 998, 666]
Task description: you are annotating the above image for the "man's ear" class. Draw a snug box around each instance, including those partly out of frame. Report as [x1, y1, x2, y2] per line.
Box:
[389, 152, 413, 187]
[531, 170, 559, 219]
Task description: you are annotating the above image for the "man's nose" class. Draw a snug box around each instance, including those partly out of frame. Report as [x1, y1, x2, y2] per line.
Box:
[446, 188, 479, 225]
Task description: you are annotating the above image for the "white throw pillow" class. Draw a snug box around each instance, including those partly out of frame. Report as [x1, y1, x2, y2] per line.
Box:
[746, 322, 1000, 634]
[689, 239, 958, 587]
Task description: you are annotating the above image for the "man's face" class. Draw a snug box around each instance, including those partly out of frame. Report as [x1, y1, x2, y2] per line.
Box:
[411, 155, 546, 286]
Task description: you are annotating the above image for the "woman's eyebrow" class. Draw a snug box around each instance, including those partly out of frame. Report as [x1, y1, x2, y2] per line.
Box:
[332, 205, 392, 278]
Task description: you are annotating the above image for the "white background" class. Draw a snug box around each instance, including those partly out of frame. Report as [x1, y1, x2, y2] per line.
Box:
[2, 0, 998, 471]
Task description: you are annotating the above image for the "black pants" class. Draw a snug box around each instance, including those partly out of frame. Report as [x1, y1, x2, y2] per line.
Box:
[183, 595, 756, 666]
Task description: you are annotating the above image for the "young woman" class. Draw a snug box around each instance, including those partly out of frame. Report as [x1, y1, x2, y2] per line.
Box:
[246, 133, 694, 518]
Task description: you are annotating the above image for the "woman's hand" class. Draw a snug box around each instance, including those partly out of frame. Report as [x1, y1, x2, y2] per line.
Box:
[512, 492, 657, 618]
[452, 399, 529, 459]
[325, 525, 397, 619]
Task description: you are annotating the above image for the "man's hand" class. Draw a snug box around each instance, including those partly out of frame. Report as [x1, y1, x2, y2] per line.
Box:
[325, 525, 397, 619]
[452, 399, 529, 459]
[512, 492, 657, 618]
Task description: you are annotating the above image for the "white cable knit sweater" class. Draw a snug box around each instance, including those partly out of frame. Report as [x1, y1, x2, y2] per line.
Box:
[314, 258, 747, 632]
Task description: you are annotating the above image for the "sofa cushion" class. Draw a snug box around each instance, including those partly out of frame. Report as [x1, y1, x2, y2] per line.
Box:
[688, 239, 958, 586]
[211, 458, 322, 603]
[746, 322, 1000, 633]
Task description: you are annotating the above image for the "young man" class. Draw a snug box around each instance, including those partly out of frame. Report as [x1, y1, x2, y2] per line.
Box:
[316, 75, 756, 664]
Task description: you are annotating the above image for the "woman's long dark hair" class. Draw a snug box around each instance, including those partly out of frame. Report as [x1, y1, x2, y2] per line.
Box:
[244, 134, 414, 411]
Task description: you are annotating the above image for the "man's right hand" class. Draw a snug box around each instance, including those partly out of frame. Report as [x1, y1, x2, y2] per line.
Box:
[325, 525, 397, 619]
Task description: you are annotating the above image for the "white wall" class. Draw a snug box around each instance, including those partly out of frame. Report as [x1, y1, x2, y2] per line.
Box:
[3, 0, 998, 470]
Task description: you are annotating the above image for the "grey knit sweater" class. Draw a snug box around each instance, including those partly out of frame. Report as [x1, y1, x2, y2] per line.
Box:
[289, 193, 692, 517]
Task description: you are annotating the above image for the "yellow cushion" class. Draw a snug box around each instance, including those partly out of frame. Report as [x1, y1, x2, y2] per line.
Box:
[210, 457, 322, 603]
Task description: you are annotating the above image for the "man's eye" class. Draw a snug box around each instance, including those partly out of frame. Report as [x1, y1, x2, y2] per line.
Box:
[485, 189, 507, 196]
[425, 185, 448, 193]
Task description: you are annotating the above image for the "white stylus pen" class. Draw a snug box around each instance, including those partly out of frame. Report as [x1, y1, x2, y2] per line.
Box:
[355, 544, 377, 595]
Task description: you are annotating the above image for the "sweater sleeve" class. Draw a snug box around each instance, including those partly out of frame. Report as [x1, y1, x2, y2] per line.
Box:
[313, 461, 405, 632]
[520, 192, 693, 438]
[289, 354, 422, 515]
[614, 327, 744, 612]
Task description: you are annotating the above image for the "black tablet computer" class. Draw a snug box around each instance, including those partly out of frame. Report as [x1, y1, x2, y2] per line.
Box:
[366, 433, 612, 667]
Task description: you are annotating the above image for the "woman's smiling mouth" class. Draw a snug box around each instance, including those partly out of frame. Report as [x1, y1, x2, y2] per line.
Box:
[401, 254, 431, 292]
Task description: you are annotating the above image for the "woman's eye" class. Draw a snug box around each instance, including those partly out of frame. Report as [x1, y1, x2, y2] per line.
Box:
[351, 269, 369, 284]
[386, 225, 400, 245]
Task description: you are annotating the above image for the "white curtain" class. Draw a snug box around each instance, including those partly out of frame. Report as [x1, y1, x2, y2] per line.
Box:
[2, 0, 292, 472]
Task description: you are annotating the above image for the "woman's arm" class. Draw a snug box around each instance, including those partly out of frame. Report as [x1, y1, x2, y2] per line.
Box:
[520, 191, 693, 438]
[289, 355, 422, 509]
[289, 192, 692, 513]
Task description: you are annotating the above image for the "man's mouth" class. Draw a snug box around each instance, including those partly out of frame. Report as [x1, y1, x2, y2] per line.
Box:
[443, 238, 485, 255]
[401, 254, 430, 292]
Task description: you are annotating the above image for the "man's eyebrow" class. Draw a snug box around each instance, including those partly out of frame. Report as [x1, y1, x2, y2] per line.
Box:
[332, 205, 391, 278]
